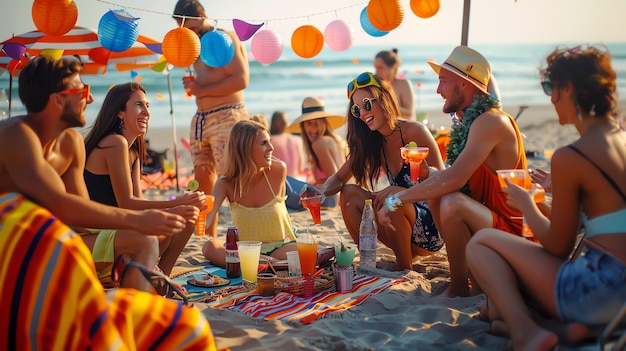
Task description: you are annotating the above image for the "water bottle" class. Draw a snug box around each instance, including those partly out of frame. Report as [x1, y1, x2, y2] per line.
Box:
[359, 199, 378, 269]
[225, 226, 241, 278]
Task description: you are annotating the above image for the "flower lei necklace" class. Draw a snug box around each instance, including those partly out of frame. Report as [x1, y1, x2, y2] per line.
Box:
[445, 94, 501, 165]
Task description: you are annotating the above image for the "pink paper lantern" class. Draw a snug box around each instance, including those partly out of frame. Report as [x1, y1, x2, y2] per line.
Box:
[251, 30, 283, 65]
[324, 19, 354, 52]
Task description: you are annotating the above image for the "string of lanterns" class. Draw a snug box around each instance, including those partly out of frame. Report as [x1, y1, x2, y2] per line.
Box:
[26, 0, 441, 69]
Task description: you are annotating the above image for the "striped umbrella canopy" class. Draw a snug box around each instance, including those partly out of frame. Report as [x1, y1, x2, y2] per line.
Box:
[0, 26, 162, 76]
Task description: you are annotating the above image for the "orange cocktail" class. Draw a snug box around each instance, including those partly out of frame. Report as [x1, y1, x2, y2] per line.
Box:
[496, 169, 531, 190]
[400, 146, 429, 182]
[301, 195, 322, 224]
[296, 236, 318, 276]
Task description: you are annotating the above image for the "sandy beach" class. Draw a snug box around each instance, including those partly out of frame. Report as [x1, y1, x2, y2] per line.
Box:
[145, 102, 622, 351]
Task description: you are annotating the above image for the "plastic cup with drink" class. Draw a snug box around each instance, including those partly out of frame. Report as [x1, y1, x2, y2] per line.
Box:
[183, 70, 195, 97]
[296, 235, 318, 276]
[237, 241, 262, 282]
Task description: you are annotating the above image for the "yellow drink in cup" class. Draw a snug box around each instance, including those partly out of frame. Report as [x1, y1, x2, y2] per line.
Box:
[238, 241, 262, 282]
[297, 236, 318, 276]
[496, 169, 531, 190]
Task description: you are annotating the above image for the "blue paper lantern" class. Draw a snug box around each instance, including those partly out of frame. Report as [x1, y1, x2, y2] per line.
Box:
[200, 30, 235, 68]
[98, 9, 140, 52]
[359, 7, 389, 37]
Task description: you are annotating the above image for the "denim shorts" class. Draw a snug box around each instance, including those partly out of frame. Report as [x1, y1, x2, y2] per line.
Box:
[555, 247, 626, 326]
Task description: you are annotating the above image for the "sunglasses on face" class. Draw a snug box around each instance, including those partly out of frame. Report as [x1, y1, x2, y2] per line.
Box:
[58, 84, 90, 100]
[112, 254, 189, 306]
[351, 97, 377, 118]
[540, 80, 553, 96]
[347, 72, 381, 99]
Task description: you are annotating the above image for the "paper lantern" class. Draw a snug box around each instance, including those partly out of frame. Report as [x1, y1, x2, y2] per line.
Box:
[233, 19, 264, 41]
[162, 27, 200, 68]
[410, 0, 440, 18]
[291, 25, 324, 59]
[2, 43, 27, 60]
[40, 49, 64, 60]
[250, 29, 283, 65]
[31, 0, 78, 36]
[324, 19, 354, 52]
[367, 0, 404, 32]
[360, 7, 389, 37]
[200, 30, 235, 68]
[98, 9, 140, 52]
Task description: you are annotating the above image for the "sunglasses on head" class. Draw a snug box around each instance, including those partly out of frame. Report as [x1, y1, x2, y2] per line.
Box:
[350, 97, 377, 118]
[347, 72, 381, 99]
[112, 254, 189, 306]
[540, 79, 553, 96]
[58, 84, 90, 100]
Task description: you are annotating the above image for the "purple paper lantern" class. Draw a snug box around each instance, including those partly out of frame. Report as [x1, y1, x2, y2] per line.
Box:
[233, 19, 264, 41]
[200, 30, 234, 68]
[324, 19, 355, 52]
[251, 30, 283, 65]
[98, 9, 140, 52]
[359, 7, 389, 37]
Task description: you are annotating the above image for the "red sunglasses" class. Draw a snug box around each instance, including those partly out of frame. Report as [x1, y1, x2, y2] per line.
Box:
[58, 84, 90, 100]
[112, 255, 189, 305]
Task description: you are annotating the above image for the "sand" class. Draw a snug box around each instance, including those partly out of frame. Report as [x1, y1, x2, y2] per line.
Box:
[147, 102, 622, 351]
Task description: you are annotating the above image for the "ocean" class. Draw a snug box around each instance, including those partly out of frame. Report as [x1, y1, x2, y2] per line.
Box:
[2, 42, 626, 130]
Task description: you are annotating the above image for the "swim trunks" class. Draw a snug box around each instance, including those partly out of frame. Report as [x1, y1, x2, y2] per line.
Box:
[190, 103, 249, 176]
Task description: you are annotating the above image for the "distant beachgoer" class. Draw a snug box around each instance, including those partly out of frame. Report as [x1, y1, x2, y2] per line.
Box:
[284, 97, 347, 208]
[0, 55, 212, 349]
[320, 72, 446, 270]
[377, 46, 528, 297]
[269, 110, 304, 178]
[173, 0, 250, 237]
[83, 82, 205, 288]
[374, 49, 415, 120]
[251, 113, 269, 128]
[201, 120, 297, 266]
[467, 44, 626, 351]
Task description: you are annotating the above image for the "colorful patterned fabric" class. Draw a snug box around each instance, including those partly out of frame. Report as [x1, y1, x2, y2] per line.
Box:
[207, 274, 402, 324]
[0, 192, 221, 351]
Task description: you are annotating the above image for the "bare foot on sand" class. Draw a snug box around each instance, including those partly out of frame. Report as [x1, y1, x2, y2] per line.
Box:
[512, 328, 558, 351]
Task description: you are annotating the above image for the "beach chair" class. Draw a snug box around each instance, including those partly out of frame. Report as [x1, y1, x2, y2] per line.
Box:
[556, 302, 626, 351]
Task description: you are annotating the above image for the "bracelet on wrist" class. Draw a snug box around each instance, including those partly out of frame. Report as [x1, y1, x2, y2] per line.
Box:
[385, 194, 403, 212]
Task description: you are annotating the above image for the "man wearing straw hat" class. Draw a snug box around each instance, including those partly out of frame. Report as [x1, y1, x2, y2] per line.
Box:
[378, 46, 528, 297]
[173, 0, 250, 237]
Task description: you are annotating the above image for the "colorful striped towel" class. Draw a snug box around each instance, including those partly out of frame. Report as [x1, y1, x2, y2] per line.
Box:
[207, 274, 402, 324]
[0, 193, 221, 351]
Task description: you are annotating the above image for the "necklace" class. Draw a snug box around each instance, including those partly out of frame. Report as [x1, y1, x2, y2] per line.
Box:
[446, 94, 500, 165]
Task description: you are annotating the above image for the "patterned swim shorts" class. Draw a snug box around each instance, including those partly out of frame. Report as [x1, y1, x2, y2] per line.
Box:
[190, 104, 249, 176]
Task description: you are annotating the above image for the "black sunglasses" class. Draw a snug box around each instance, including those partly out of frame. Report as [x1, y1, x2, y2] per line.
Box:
[351, 97, 377, 118]
[541, 79, 553, 96]
[112, 255, 189, 306]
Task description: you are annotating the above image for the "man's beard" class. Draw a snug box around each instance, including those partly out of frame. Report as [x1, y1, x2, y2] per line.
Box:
[60, 102, 84, 128]
[442, 87, 463, 114]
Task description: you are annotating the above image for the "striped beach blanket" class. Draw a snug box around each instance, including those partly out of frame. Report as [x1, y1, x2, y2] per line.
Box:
[207, 274, 402, 324]
[0, 192, 220, 351]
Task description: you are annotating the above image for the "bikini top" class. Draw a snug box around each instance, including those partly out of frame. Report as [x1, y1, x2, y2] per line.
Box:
[568, 145, 626, 236]
[382, 122, 413, 188]
[230, 169, 295, 242]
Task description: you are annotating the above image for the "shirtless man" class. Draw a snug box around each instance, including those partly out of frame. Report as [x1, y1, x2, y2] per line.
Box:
[378, 46, 528, 297]
[173, 0, 250, 237]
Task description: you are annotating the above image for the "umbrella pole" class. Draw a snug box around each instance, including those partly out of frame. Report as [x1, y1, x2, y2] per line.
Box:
[8, 74, 13, 117]
[167, 72, 180, 192]
[461, 0, 471, 46]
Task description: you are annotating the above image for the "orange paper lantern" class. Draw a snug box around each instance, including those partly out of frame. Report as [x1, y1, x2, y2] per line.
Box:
[291, 25, 324, 59]
[410, 0, 440, 18]
[162, 27, 200, 68]
[366, 0, 404, 32]
[31, 0, 78, 36]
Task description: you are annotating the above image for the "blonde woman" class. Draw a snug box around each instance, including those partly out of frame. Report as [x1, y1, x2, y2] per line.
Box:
[202, 120, 297, 266]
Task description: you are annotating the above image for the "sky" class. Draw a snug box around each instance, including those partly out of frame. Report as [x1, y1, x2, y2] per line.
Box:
[1, 0, 626, 47]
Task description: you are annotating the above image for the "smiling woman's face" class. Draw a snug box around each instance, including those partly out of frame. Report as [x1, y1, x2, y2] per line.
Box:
[251, 130, 274, 169]
[303, 119, 326, 142]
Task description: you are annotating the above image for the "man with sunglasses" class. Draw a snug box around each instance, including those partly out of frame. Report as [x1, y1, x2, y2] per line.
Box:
[173, 0, 250, 237]
[0, 56, 216, 349]
[377, 46, 528, 298]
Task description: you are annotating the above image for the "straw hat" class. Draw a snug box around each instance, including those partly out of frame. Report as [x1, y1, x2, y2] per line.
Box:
[285, 97, 345, 133]
[427, 46, 491, 95]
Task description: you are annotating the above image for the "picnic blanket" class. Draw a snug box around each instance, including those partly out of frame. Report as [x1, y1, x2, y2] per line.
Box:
[0, 192, 218, 351]
[205, 273, 402, 324]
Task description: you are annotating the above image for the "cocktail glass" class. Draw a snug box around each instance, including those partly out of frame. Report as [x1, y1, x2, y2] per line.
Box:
[182, 71, 195, 97]
[334, 243, 356, 267]
[400, 146, 429, 182]
[301, 194, 322, 225]
[296, 235, 318, 276]
[238, 241, 262, 282]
